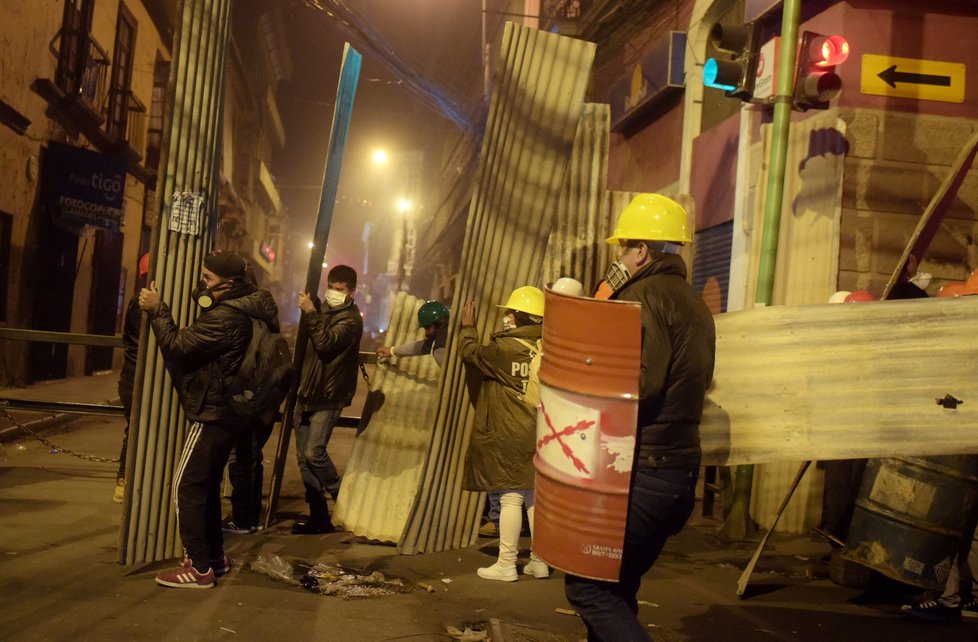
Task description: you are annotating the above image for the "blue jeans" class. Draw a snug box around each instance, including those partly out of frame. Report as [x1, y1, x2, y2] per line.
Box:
[294, 409, 342, 498]
[565, 467, 697, 641]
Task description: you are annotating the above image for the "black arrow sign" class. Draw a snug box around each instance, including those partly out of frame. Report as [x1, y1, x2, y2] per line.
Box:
[878, 65, 951, 88]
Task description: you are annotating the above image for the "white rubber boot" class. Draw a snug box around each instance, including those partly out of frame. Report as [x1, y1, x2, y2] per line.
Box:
[523, 504, 549, 578]
[478, 492, 521, 582]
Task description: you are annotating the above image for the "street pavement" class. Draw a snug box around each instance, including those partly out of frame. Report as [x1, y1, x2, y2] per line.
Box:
[0, 375, 974, 641]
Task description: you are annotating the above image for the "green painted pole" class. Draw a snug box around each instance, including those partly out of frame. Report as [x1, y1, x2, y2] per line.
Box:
[720, 0, 802, 542]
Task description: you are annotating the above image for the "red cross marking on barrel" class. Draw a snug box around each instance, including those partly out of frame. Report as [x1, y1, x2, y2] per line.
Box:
[538, 400, 593, 475]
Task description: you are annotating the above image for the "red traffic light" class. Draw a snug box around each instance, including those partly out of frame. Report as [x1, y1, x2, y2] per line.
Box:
[807, 34, 849, 67]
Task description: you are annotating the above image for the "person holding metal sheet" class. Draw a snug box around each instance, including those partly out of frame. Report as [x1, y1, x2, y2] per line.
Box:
[458, 286, 550, 582]
[139, 250, 278, 589]
[376, 300, 450, 368]
[564, 194, 715, 639]
[114, 253, 149, 504]
[291, 265, 363, 535]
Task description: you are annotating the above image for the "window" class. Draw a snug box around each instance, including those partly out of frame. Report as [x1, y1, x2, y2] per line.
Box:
[106, 3, 138, 143]
[144, 52, 169, 169]
[55, 0, 108, 113]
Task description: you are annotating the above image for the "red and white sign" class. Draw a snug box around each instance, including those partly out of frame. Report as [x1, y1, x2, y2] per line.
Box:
[754, 37, 781, 100]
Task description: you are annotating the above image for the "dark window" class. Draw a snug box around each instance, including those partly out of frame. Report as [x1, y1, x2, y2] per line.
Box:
[106, 3, 138, 143]
[55, 0, 109, 113]
[0, 212, 11, 322]
[144, 52, 169, 169]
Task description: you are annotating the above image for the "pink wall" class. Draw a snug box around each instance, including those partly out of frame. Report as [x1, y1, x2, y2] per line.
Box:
[606, 92, 684, 193]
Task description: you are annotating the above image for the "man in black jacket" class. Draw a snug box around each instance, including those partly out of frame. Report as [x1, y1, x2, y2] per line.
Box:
[139, 250, 280, 588]
[564, 194, 716, 640]
[114, 253, 149, 503]
[291, 264, 363, 534]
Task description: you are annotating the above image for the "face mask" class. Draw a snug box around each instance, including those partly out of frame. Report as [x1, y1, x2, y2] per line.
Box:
[605, 260, 631, 292]
[502, 314, 516, 331]
[325, 288, 348, 308]
[193, 278, 232, 309]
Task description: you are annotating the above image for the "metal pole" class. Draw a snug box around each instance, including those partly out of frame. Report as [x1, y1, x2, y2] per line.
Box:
[265, 44, 362, 527]
[720, 0, 802, 542]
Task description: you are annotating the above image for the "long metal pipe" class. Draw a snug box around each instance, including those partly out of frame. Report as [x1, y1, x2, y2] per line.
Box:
[721, 0, 803, 542]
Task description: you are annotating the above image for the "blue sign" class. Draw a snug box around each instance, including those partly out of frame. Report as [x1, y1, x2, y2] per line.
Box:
[41, 142, 127, 231]
[609, 32, 686, 131]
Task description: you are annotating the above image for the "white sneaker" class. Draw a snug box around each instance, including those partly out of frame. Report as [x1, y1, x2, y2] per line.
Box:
[477, 562, 518, 582]
[523, 559, 550, 579]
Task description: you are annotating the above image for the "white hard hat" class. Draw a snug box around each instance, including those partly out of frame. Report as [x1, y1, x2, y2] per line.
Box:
[552, 277, 584, 297]
[828, 290, 851, 304]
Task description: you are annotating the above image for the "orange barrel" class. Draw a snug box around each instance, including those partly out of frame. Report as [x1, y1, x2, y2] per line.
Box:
[533, 288, 641, 581]
[843, 455, 978, 590]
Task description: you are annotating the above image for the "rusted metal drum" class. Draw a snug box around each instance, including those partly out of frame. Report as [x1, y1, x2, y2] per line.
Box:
[533, 289, 641, 581]
[843, 455, 978, 590]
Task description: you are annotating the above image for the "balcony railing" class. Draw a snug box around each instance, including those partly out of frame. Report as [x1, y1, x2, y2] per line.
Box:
[107, 89, 147, 155]
[54, 28, 110, 116]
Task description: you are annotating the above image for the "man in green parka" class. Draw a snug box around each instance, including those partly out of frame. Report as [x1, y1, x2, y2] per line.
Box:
[458, 286, 549, 582]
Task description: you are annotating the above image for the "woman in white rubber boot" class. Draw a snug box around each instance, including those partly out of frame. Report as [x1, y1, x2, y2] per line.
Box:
[457, 287, 550, 582]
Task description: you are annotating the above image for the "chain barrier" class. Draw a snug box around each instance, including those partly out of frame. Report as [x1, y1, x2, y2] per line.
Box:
[0, 405, 120, 464]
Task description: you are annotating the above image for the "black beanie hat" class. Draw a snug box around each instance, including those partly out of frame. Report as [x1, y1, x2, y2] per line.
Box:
[204, 250, 247, 279]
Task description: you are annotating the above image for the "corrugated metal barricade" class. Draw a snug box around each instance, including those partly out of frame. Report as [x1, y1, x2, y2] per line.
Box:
[331, 293, 441, 542]
[397, 23, 596, 554]
[119, 0, 232, 565]
[701, 296, 978, 466]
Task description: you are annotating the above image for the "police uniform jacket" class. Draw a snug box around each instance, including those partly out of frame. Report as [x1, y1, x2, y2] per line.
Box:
[458, 322, 542, 491]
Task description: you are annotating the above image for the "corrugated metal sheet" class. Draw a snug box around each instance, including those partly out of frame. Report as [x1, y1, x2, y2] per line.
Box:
[692, 221, 733, 314]
[120, 0, 231, 564]
[398, 22, 596, 554]
[702, 296, 978, 466]
[543, 104, 609, 295]
[740, 114, 846, 533]
[331, 293, 440, 542]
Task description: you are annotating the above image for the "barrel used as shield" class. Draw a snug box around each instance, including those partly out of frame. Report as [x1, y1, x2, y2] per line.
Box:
[843, 455, 978, 590]
[533, 289, 641, 581]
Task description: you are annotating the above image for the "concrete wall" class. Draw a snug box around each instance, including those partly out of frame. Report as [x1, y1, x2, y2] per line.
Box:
[838, 108, 978, 294]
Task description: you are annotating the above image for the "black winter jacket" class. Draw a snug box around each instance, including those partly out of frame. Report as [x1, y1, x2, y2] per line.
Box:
[297, 298, 363, 411]
[611, 253, 716, 469]
[148, 283, 280, 426]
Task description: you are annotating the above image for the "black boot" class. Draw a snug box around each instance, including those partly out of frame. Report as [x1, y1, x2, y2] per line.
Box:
[292, 490, 335, 534]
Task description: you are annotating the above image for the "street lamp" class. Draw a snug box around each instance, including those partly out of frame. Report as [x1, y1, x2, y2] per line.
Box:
[372, 149, 389, 167]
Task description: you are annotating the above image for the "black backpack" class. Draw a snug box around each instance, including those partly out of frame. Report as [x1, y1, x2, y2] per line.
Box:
[228, 315, 294, 418]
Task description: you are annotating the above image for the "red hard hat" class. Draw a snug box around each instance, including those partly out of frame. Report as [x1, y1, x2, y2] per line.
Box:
[138, 253, 150, 278]
[844, 290, 876, 303]
[937, 282, 968, 298]
[964, 268, 978, 294]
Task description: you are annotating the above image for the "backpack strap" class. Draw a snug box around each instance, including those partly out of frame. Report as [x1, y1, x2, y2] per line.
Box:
[512, 338, 540, 356]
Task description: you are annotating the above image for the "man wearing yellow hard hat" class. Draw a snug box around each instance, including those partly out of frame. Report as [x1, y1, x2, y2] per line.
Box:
[457, 286, 550, 583]
[563, 194, 716, 638]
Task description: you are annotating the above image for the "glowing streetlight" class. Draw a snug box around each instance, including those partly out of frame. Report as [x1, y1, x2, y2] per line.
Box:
[396, 197, 412, 214]
[307, 241, 314, 249]
[372, 149, 389, 166]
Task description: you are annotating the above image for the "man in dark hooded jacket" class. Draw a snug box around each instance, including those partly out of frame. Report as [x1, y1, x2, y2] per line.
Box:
[564, 194, 715, 639]
[139, 250, 280, 589]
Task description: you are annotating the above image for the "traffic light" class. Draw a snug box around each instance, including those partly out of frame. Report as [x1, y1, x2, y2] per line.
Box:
[792, 31, 849, 110]
[704, 21, 760, 101]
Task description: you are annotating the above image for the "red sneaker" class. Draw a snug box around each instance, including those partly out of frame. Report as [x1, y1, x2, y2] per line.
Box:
[155, 558, 215, 589]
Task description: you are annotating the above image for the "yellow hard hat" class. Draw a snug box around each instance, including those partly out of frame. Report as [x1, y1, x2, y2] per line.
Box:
[606, 194, 691, 245]
[497, 286, 545, 317]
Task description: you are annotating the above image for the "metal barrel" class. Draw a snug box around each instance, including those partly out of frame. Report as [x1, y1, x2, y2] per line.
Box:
[533, 289, 641, 581]
[843, 455, 978, 590]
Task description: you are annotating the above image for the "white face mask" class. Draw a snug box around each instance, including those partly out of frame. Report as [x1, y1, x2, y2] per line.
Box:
[324, 288, 348, 308]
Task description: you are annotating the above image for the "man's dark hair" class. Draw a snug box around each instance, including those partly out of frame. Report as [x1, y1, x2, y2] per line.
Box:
[327, 264, 357, 289]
